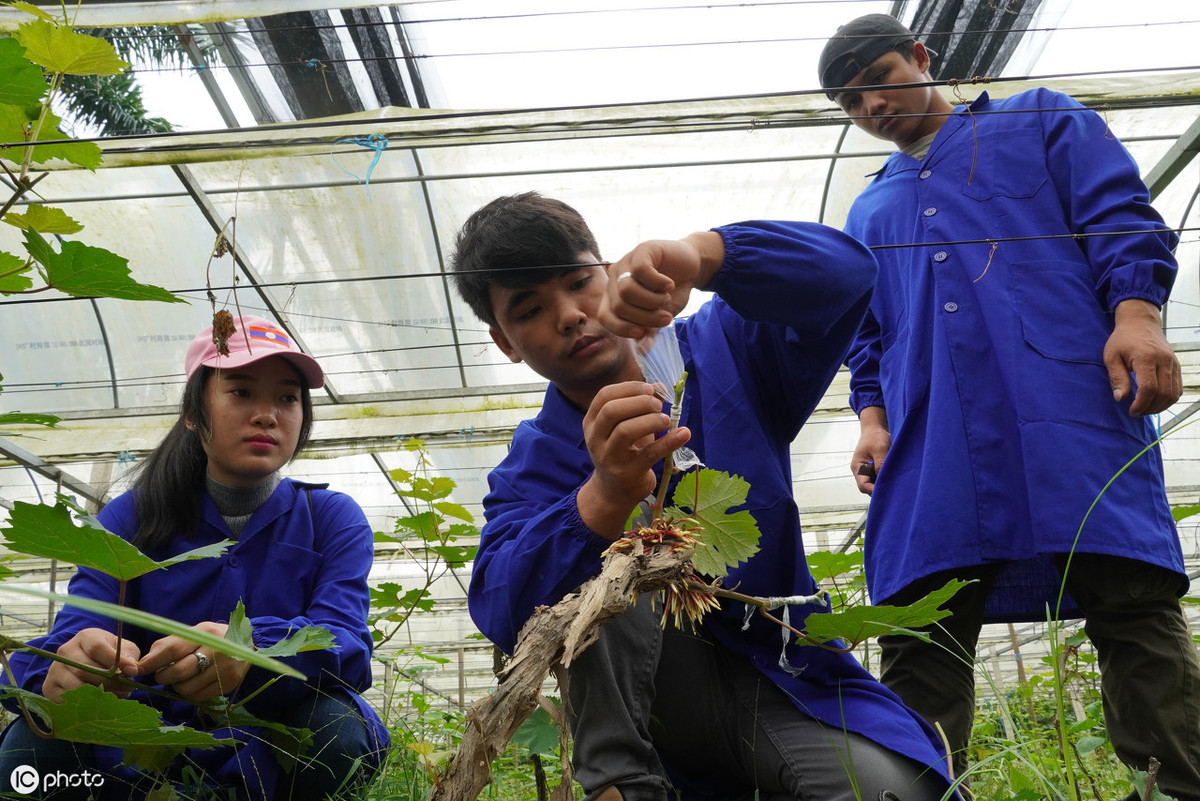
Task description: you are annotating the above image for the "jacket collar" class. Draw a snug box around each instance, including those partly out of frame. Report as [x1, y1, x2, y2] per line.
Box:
[872, 90, 992, 177]
[533, 383, 587, 448]
[198, 476, 313, 544]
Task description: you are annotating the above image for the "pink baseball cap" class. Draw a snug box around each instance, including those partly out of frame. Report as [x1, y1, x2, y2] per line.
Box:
[184, 314, 324, 389]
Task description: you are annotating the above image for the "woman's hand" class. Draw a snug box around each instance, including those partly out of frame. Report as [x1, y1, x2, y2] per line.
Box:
[137, 621, 251, 704]
[43, 628, 141, 702]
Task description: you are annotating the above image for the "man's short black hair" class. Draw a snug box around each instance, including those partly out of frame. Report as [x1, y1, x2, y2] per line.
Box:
[450, 192, 602, 327]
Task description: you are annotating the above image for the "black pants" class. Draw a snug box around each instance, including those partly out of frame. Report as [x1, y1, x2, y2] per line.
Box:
[567, 597, 952, 801]
[877, 554, 1200, 801]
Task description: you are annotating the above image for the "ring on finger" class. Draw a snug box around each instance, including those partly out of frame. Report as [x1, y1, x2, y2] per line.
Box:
[194, 651, 213, 672]
[617, 271, 633, 283]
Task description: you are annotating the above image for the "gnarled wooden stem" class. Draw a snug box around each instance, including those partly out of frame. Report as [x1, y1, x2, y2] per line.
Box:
[430, 543, 691, 801]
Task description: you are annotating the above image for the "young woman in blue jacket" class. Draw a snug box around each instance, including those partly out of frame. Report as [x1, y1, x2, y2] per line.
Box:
[0, 314, 388, 800]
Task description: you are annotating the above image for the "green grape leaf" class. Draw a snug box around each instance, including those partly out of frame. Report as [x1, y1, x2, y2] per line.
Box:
[22, 224, 53, 263]
[224, 600, 255, 651]
[806, 550, 864, 583]
[40, 685, 233, 747]
[0, 500, 231, 580]
[23, 229, 183, 302]
[446, 522, 479, 540]
[255, 624, 337, 658]
[434, 500, 474, 524]
[512, 705, 561, 756]
[799, 579, 972, 647]
[369, 582, 434, 614]
[393, 510, 438, 539]
[5, 203, 83, 234]
[6, 3, 57, 22]
[1173, 503, 1200, 522]
[406, 475, 455, 502]
[14, 20, 131, 76]
[0, 37, 48, 107]
[223, 599, 334, 658]
[429, 544, 477, 565]
[668, 469, 761, 578]
[404, 645, 451, 666]
[0, 104, 102, 169]
[0, 249, 33, 293]
[0, 685, 57, 727]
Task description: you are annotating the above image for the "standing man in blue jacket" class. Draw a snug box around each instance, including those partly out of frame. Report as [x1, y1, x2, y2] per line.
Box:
[819, 13, 1200, 799]
[450, 192, 961, 800]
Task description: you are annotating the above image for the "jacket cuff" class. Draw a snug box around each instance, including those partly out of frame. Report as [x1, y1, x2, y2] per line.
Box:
[849, 391, 885, 416]
[566, 486, 617, 550]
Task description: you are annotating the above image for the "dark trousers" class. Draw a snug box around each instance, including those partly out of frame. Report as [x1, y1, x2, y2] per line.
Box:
[877, 553, 1200, 801]
[0, 690, 382, 800]
[567, 597, 951, 801]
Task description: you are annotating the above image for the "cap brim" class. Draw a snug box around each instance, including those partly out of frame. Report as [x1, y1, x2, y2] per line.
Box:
[201, 349, 324, 389]
[820, 34, 924, 98]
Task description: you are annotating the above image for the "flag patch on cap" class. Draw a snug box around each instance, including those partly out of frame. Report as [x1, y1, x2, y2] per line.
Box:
[248, 326, 292, 349]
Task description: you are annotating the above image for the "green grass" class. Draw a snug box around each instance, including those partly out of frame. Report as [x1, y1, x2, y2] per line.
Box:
[366, 629, 1178, 801]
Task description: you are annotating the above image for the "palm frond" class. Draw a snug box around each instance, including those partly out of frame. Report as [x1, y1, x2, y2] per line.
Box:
[60, 72, 174, 136]
[80, 26, 215, 71]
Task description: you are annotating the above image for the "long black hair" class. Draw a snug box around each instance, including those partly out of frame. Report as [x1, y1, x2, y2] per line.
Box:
[128, 364, 315, 551]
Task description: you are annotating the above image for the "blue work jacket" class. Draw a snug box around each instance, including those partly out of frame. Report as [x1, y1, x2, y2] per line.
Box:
[470, 221, 956, 782]
[844, 89, 1186, 619]
[5, 478, 387, 799]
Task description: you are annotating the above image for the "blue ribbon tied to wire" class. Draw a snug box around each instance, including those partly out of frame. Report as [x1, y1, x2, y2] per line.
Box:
[331, 133, 388, 202]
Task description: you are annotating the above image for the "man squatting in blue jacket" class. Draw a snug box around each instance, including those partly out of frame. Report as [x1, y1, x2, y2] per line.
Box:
[449, 192, 965, 801]
[819, 13, 1200, 799]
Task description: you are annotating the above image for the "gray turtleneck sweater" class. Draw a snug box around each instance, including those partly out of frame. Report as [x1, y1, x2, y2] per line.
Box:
[205, 473, 281, 538]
